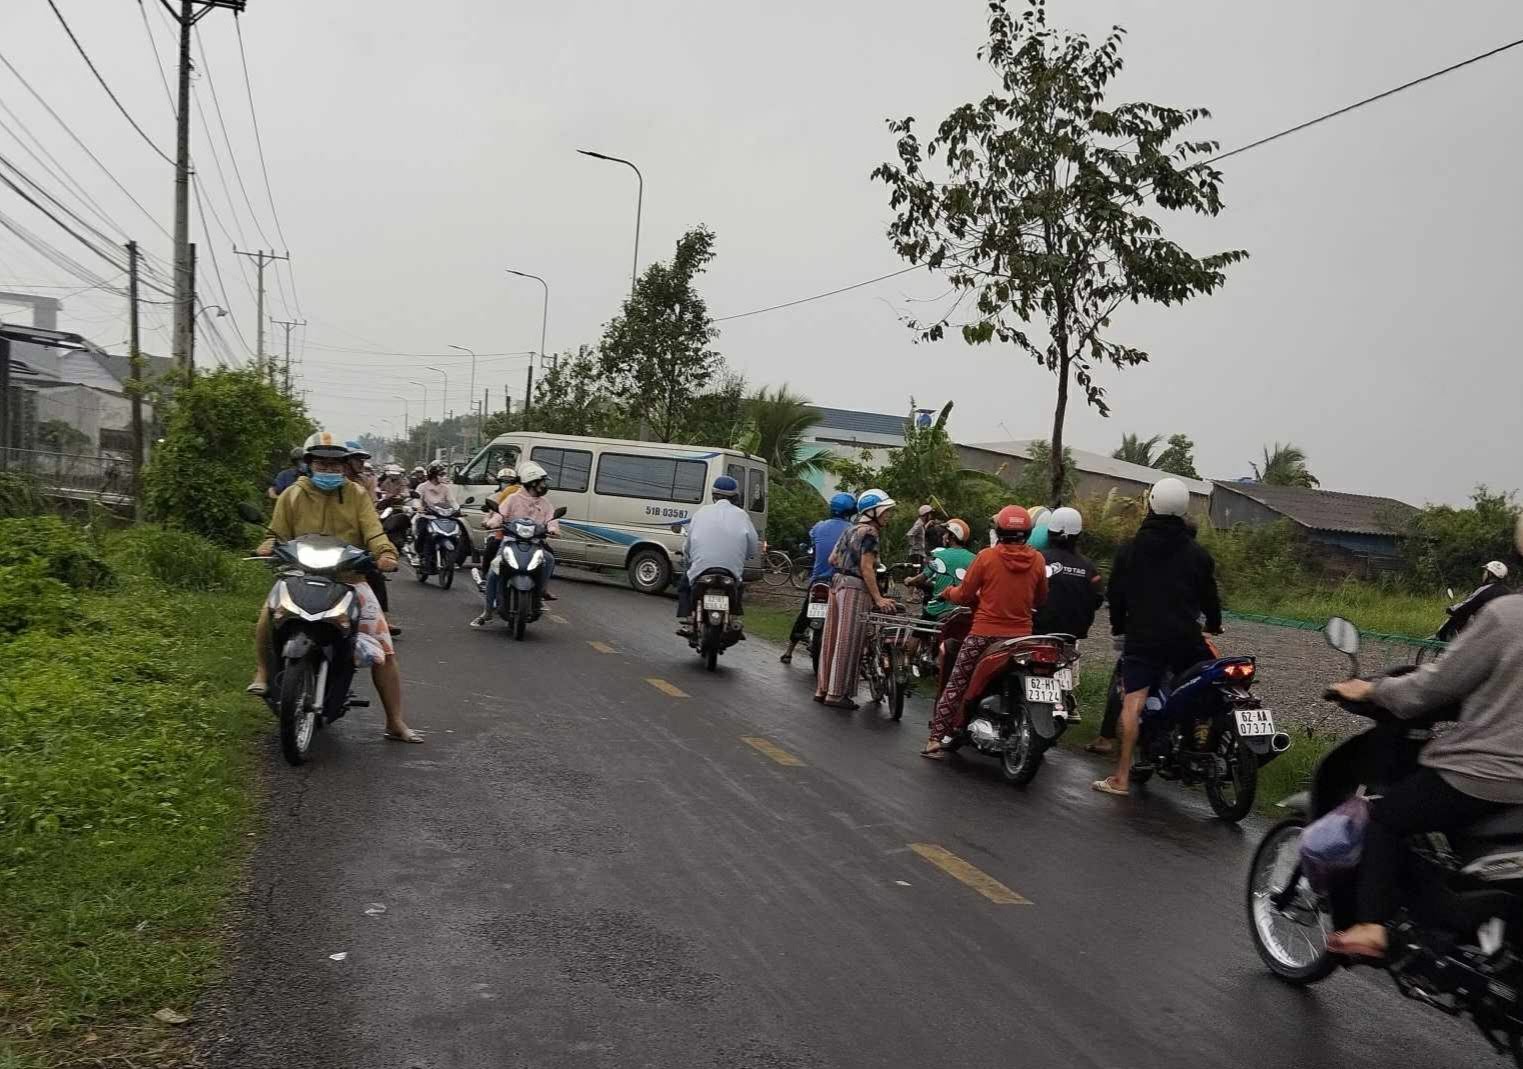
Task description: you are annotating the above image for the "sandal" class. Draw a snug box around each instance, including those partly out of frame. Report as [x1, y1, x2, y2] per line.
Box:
[920, 739, 946, 760]
[824, 698, 859, 711]
[812, 694, 825, 704]
[383, 729, 425, 744]
[1327, 930, 1387, 961]
[779, 652, 793, 664]
[1084, 739, 1115, 755]
[1091, 777, 1129, 797]
[245, 681, 268, 697]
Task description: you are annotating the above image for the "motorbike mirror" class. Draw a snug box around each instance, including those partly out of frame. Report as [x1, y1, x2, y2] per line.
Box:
[236, 501, 265, 524]
[553, 506, 568, 519]
[1324, 617, 1360, 657]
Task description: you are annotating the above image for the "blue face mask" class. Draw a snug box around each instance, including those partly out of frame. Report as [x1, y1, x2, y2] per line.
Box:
[310, 472, 347, 492]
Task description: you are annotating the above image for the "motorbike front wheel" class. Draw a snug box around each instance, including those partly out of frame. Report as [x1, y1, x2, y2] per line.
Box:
[440, 561, 455, 590]
[1206, 729, 1258, 822]
[886, 646, 907, 721]
[1001, 710, 1047, 785]
[1246, 819, 1334, 984]
[506, 588, 527, 641]
[277, 657, 318, 766]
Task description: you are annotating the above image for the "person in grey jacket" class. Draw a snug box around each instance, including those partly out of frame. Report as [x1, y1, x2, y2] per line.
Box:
[1325, 557, 1523, 959]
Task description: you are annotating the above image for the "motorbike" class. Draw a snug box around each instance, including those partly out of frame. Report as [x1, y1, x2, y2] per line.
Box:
[934, 609, 1080, 785]
[1247, 617, 1523, 1065]
[482, 506, 566, 640]
[242, 505, 370, 766]
[689, 568, 744, 671]
[411, 499, 462, 589]
[377, 495, 411, 557]
[1103, 638, 1290, 820]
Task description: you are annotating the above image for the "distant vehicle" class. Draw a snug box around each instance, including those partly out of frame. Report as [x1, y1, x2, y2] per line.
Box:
[453, 432, 768, 594]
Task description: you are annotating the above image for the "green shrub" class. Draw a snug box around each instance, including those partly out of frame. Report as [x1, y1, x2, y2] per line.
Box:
[1199, 520, 1305, 602]
[104, 524, 255, 592]
[0, 515, 113, 590]
[0, 561, 78, 635]
[0, 472, 46, 518]
[1401, 487, 1519, 589]
[765, 474, 826, 549]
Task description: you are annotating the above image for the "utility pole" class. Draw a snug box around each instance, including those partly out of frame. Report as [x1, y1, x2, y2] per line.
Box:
[233, 248, 288, 381]
[186, 241, 196, 371]
[524, 363, 534, 416]
[271, 317, 305, 397]
[127, 241, 144, 517]
[169, 1, 246, 373]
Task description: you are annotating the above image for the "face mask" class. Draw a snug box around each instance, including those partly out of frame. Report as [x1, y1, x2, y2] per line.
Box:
[311, 472, 346, 492]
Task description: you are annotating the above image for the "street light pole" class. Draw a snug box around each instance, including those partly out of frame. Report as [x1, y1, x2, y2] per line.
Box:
[424, 365, 448, 463]
[392, 395, 410, 441]
[505, 269, 550, 372]
[408, 380, 430, 461]
[576, 149, 642, 295]
[447, 344, 478, 450]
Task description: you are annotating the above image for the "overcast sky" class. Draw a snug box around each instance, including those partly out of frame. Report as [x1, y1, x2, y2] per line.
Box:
[3, 0, 1520, 505]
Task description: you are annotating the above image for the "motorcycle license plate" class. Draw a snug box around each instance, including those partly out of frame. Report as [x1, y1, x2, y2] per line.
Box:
[807, 602, 828, 619]
[1234, 709, 1276, 736]
[1024, 676, 1062, 704]
[703, 593, 731, 611]
[1055, 667, 1073, 690]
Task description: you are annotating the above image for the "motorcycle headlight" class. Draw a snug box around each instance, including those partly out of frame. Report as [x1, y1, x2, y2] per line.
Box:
[515, 521, 537, 539]
[294, 544, 345, 570]
[527, 549, 544, 571]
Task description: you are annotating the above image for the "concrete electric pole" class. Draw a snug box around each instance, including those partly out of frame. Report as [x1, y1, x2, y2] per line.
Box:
[271, 317, 305, 397]
[233, 248, 288, 382]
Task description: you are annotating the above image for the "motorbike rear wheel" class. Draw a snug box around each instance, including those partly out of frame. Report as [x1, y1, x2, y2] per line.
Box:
[863, 644, 886, 704]
[886, 646, 907, 721]
[1246, 818, 1335, 984]
[277, 657, 318, 766]
[1000, 711, 1047, 785]
[705, 645, 719, 671]
[809, 628, 821, 676]
[1206, 729, 1258, 822]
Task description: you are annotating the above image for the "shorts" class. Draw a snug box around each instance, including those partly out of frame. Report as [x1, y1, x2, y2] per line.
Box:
[1119, 641, 1212, 695]
[350, 579, 394, 663]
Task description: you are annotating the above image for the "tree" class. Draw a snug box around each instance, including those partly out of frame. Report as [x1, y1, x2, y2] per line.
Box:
[678, 367, 748, 447]
[1009, 439, 1076, 505]
[1112, 432, 1163, 467]
[35, 419, 91, 453]
[528, 346, 629, 439]
[872, 0, 1247, 503]
[736, 384, 821, 476]
[598, 226, 722, 442]
[1403, 487, 1520, 588]
[1153, 433, 1200, 479]
[1252, 442, 1319, 488]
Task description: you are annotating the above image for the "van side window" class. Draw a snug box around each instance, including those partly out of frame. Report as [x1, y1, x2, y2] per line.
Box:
[461, 445, 518, 483]
[596, 453, 707, 504]
[726, 463, 746, 485]
[747, 468, 766, 512]
[530, 447, 592, 493]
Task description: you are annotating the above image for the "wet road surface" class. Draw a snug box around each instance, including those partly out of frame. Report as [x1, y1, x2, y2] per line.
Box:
[202, 570, 1485, 1068]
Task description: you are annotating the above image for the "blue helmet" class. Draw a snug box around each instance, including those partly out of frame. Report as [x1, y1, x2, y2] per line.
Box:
[855, 487, 896, 520]
[712, 474, 741, 500]
[828, 491, 858, 518]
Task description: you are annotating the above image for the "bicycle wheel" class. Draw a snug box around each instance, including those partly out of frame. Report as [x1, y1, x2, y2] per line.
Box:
[762, 550, 792, 587]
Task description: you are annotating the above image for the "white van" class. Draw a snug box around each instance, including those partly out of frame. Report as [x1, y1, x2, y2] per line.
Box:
[453, 431, 769, 594]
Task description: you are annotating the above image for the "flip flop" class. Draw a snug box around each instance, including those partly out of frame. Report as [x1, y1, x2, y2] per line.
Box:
[1084, 740, 1114, 755]
[383, 730, 425, 744]
[779, 652, 793, 664]
[1091, 777, 1129, 797]
[245, 682, 268, 697]
[824, 698, 859, 711]
[812, 695, 825, 704]
[920, 744, 946, 761]
[1326, 933, 1386, 961]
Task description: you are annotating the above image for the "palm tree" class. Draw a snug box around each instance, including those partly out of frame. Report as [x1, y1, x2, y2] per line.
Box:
[1112, 432, 1163, 467]
[1252, 442, 1320, 488]
[738, 385, 821, 477]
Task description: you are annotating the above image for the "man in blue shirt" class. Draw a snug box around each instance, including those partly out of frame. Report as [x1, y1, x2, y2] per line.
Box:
[267, 447, 305, 500]
[780, 492, 857, 664]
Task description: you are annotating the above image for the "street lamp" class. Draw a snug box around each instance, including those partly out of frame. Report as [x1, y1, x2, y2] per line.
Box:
[194, 304, 228, 321]
[424, 365, 448, 462]
[505, 270, 550, 371]
[392, 394, 410, 440]
[407, 380, 430, 461]
[577, 149, 642, 294]
[447, 344, 478, 449]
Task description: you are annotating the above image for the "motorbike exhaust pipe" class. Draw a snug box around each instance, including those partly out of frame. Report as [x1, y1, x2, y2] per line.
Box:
[1269, 731, 1292, 754]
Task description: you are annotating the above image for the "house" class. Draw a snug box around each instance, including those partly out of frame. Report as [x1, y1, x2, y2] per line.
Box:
[956, 438, 1213, 512]
[800, 406, 911, 496]
[1209, 480, 1419, 569]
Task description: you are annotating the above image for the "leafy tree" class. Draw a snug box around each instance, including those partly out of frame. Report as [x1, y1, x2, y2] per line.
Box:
[1252, 442, 1319, 488]
[1402, 487, 1520, 589]
[528, 346, 629, 439]
[598, 226, 722, 442]
[1112, 432, 1163, 467]
[735, 384, 821, 476]
[35, 419, 91, 453]
[1008, 439, 1076, 505]
[872, 0, 1247, 503]
[1154, 433, 1200, 479]
[678, 367, 748, 447]
[765, 473, 828, 549]
[143, 368, 309, 546]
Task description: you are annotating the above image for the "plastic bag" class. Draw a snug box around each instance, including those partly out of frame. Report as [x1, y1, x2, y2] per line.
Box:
[1299, 794, 1371, 893]
[354, 632, 386, 667]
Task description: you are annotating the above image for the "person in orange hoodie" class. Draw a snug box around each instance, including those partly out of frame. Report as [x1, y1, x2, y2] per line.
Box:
[922, 505, 1048, 759]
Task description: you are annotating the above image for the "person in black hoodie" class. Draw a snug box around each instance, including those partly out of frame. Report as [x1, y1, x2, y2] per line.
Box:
[1032, 506, 1103, 638]
[1437, 561, 1510, 642]
[1094, 477, 1222, 797]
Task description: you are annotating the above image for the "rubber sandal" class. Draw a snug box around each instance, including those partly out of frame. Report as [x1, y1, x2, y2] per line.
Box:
[383, 730, 424, 744]
[920, 742, 946, 760]
[1084, 740, 1114, 755]
[824, 698, 859, 711]
[1091, 777, 1129, 797]
[245, 682, 267, 697]
[779, 652, 792, 664]
[812, 695, 825, 704]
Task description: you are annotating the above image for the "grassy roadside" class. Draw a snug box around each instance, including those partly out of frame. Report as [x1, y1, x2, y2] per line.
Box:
[0, 532, 267, 1068]
[1226, 585, 1444, 642]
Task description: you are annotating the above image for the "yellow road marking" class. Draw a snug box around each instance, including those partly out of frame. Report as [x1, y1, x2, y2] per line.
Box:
[645, 678, 689, 698]
[909, 843, 1031, 905]
[589, 641, 615, 654]
[741, 736, 805, 767]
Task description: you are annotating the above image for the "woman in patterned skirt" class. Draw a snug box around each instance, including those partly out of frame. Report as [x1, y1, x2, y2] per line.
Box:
[814, 489, 899, 709]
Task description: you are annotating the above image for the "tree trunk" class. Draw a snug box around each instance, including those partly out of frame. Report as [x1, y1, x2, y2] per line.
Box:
[1049, 350, 1070, 505]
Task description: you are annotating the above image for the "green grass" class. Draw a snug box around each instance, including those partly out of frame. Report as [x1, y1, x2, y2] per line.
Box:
[745, 603, 798, 646]
[0, 561, 268, 1067]
[1226, 583, 1446, 642]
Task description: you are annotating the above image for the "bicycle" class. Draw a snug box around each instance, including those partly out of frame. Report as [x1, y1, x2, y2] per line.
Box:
[862, 605, 936, 721]
[761, 542, 814, 590]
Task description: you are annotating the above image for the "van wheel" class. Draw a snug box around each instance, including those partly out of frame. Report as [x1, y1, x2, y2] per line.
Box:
[628, 548, 671, 595]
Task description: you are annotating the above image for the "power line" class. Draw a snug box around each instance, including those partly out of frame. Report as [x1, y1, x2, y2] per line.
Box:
[0, 106, 130, 244]
[234, 16, 300, 317]
[43, 0, 174, 165]
[714, 35, 1523, 325]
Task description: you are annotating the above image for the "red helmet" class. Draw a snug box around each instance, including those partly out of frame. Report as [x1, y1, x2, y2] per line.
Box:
[994, 505, 1033, 541]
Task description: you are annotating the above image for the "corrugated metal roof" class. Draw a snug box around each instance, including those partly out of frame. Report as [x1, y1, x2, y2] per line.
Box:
[967, 439, 1214, 496]
[808, 407, 909, 439]
[1211, 480, 1419, 536]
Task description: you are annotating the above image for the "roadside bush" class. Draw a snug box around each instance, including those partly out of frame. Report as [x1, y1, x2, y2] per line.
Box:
[1200, 520, 1305, 603]
[0, 472, 46, 517]
[1401, 487, 1519, 589]
[0, 515, 113, 590]
[765, 474, 825, 549]
[105, 524, 259, 592]
[0, 561, 78, 635]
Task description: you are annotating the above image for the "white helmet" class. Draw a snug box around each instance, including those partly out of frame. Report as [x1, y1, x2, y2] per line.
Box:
[856, 487, 896, 520]
[1148, 477, 1190, 518]
[1484, 560, 1509, 581]
[516, 460, 548, 485]
[496, 466, 518, 483]
[1048, 506, 1083, 537]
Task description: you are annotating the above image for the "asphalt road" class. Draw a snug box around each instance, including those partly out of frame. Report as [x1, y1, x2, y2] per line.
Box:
[202, 568, 1486, 1069]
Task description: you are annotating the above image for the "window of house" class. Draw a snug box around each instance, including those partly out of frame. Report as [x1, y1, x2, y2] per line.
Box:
[595, 453, 707, 504]
[529, 446, 592, 493]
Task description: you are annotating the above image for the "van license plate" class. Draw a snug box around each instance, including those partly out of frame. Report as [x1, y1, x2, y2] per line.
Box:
[807, 602, 828, 619]
[1024, 677, 1061, 704]
[1234, 709, 1276, 736]
[703, 593, 731, 611]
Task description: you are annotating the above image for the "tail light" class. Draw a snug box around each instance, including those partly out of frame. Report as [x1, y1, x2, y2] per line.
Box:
[1017, 642, 1061, 675]
[1222, 661, 1255, 682]
[809, 584, 830, 603]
